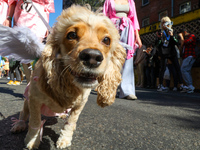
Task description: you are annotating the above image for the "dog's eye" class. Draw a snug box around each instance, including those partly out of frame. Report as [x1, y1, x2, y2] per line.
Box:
[66, 32, 78, 40]
[102, 37, 110, 46]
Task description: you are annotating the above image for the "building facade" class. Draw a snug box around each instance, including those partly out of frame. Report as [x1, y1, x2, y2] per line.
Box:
[135, 0, 200, 45]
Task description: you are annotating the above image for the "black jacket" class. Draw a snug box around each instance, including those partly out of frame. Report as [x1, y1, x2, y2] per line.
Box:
[155, 30, 178, 58]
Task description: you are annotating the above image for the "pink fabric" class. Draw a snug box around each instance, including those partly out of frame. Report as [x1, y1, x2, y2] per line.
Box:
[11, 117, 25, 126]
[0, 0, 18, 24]
[7, 0, 16, 5]
[29, 119, 46, 141]
[14, 0, 55, 38]
[103, 0, 140, 59]
[0, 0, 8, 24]
[11, 116, 45, 141]
[24, 76, 71, 117]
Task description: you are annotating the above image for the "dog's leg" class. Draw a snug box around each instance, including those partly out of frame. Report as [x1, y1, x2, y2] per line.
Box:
[24, 98, 41, 149]
[57, 96, 89, 149]
[10, 98, 29, 133]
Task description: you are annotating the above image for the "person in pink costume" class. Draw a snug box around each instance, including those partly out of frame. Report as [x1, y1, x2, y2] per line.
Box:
[4, 0, 54, 39]
[3, 0, 55, 83]
[0, 0, 9, 24]
[103, 0, 142, 100]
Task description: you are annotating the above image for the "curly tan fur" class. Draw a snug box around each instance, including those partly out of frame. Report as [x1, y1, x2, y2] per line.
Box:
[11, 5, 126, 149]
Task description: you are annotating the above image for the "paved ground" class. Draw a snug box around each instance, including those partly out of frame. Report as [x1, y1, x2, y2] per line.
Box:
[0, 77, 200, 150]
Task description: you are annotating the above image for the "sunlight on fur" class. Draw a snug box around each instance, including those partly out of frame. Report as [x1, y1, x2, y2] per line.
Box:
[10, 5, 126, 149]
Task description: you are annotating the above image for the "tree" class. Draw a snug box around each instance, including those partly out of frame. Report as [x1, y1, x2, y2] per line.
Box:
[63, 0, 104, 10]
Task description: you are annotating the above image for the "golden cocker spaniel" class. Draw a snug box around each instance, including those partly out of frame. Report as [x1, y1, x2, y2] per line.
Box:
[11, 5, 126, 149]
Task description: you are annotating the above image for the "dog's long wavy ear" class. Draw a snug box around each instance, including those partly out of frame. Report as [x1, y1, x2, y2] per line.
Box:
[96, 43, 126, 107]
[41, 32, 61, 83]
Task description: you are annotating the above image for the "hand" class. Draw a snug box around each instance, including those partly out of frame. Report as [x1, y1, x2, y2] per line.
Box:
[168, 31, 173, 36]
[178, 33, 184, 40]
[156, 31, 162, 38]
[178, 33, 184, 48]
[135, 29, 142, 48]
[135, 36, 142, 48]
[3, 19, 11, 27]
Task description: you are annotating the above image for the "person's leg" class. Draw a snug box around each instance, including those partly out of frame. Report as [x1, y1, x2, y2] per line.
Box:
[145, 66, 151, 87]
[157, 58, 168, 91]
[22, 63, 32, 83]
[159, 58, 167, 85]
[165, 65, 171, 90]
[11, 61, 21, 85]
[181, 56, 195, 90]
[14, 61, 21, 82]
[150, 66, 156, 88]
[119, 20, 136, 99]
[7, 66, 14, 85]
[170, 56, 183, 85]
[119, 57, 136, 99]
[136, 64, 141, 86]
[171, 65, 178, 88]
[140, 62, 145, 87]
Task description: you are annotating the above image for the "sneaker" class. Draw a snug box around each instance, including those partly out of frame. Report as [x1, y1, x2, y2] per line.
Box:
[173, 87, 177, 91]
[13, 81, 21, 85]
[7, 80, 14, 85]
[180, 85, 188, 93]
[126, 95, 137, 100]
[157, 84, 168, 92]
[187, 86, 195, 94]
[165, 87, 170, 91]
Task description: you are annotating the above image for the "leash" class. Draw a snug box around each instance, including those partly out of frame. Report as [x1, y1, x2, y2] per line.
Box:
[21, 0, 52, 32]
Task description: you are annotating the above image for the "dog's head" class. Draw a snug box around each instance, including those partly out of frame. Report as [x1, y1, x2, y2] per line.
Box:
[42, 5, 126, 107]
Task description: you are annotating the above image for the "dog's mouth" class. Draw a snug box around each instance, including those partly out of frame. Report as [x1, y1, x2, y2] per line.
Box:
[71, 70, 99, 87]
[72, 71, 97, 81]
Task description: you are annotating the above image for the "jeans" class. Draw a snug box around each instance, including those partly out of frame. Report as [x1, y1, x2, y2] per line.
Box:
[181, 56, 195, 87]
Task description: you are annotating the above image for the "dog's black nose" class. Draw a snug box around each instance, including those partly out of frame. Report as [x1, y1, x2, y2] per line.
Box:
[79, 49, 104, 68]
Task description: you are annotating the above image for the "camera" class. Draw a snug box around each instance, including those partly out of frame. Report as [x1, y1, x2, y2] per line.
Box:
[158, 29, 162, 35]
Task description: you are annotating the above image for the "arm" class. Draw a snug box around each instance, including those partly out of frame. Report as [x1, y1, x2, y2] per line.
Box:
[178, 33, 184, 49]
[135, 29, 142, 48]
[154, 34, 162, 57]
[103, 0, 109, 17]
[129, 0, 140, 31]
[3, 1, 17, 27]
[44, 0, 55, 15]
[129, 0, 142, 48]
[155, 33, 162, 48]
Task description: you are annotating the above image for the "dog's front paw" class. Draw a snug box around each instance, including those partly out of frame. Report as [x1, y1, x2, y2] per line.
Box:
[10, 120, 26, 133]
[25, 129, 40, 150]
[56, 134, 72, 149]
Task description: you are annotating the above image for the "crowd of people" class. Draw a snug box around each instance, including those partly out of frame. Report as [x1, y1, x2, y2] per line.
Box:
[103, 0, 199, 99]
[0, 0, 55, 85]
[0, 56, 23, 85]
[134, 16, 198, 94]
